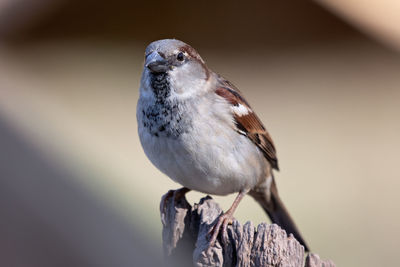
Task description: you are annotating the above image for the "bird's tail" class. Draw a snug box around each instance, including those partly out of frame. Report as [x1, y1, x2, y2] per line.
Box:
[249, 176, 309, 251]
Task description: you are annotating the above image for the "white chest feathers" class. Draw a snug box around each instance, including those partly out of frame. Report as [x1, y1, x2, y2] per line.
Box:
[137, 95, 268, 195]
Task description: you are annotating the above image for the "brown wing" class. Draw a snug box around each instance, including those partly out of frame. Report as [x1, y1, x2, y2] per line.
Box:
[215, 77, 279, 170]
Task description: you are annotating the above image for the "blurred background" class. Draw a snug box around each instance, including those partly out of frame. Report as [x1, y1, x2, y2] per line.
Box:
[0, 0, 399, 266]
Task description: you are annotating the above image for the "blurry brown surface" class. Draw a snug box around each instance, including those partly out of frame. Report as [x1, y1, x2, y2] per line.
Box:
[2, 0, 362, 48]
[0, 1, 399, 267]
[317, 0, 400, 51]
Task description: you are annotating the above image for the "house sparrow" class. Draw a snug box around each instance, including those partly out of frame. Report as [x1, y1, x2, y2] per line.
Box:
[137, 39, 308, 251]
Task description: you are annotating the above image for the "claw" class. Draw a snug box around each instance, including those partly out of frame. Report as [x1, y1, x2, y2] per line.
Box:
[207, 212, 234, 250]
[205, 190, 248, 253]
[174, 187, 190, 200]
[160, 187, 190, 215]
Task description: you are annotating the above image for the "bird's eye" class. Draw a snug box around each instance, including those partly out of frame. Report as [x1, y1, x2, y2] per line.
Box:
[176, 52, 185, 61]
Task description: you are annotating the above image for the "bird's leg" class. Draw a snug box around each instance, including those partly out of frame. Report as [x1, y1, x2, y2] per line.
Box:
[208, 190, 248, 248]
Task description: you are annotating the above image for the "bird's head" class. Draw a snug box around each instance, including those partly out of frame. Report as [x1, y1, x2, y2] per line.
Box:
[141, 39, 210, 99]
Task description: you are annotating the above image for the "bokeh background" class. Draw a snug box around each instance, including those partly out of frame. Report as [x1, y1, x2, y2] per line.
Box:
[1, 0, 400, 266]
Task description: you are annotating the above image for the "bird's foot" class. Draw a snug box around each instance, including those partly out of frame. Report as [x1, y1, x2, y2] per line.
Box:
[207, 211, 234, 250]
[160, 187, 190, 214]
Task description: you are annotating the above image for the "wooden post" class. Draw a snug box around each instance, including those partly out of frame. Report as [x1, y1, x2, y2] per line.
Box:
[160, 190, 335, 267]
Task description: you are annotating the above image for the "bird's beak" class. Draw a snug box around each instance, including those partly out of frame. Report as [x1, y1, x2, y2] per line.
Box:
[145, 52, 168, 73]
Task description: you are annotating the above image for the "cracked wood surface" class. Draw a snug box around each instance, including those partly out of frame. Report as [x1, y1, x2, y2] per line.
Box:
[160, 190, 335, 267]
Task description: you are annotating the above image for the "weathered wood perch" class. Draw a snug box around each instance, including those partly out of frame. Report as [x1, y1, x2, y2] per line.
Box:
[160, 190, 335, 267]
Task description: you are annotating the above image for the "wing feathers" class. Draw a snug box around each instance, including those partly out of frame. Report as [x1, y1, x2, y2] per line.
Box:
[215, 78, 279, 170]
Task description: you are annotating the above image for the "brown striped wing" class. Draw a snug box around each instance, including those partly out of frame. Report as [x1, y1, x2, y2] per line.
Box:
[215, 78, 279, 170]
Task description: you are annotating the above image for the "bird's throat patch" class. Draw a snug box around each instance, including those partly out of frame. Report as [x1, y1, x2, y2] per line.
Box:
[150, 72, 171, 103]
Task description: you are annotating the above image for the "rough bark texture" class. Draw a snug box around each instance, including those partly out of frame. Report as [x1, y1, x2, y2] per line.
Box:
[160, 191, 335, 267]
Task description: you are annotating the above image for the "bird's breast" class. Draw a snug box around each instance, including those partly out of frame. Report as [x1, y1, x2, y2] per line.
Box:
[139, 97, 190, 139]
[137, 97, 268, 195]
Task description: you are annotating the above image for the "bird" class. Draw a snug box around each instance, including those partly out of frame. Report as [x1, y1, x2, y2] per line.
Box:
[137, 39, 309, 251]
